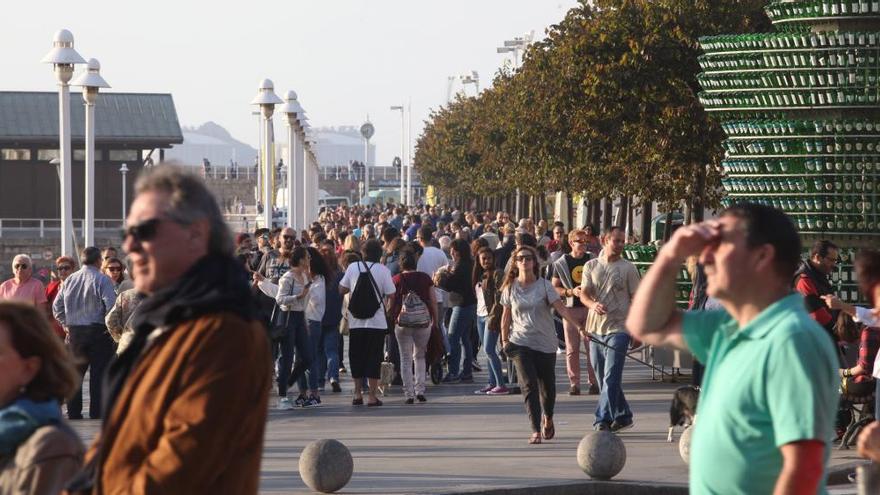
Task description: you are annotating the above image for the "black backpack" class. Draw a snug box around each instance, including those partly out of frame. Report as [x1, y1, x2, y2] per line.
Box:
[349, 262, 381, 319]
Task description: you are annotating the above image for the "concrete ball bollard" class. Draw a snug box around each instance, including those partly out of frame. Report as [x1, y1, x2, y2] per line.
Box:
[576, 431, 626, 480]
[298, 439, 354, 493]
[679, 426, 693, 465]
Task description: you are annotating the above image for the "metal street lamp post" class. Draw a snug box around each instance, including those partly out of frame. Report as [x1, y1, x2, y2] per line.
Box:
[42, 29, 85, 257]
[359, 121, 374, 206]
[72, 58, 110, 248]
[299, 118, 310, 228]
[390, 105, 405, 204]
[119, 163, 129, 222]
[251, 79, 283, 229]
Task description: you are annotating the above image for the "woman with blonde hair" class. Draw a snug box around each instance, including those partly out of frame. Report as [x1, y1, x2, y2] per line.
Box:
[500, 246, 584, 444]
[0, 301, 84, 493]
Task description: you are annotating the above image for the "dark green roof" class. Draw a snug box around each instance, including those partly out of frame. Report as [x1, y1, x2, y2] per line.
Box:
[0, 91, 183, 147]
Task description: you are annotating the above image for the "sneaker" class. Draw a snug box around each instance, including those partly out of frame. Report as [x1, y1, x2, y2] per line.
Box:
[474, 385, 494, 395]
[331, 381, 342, 393]
[486, 386, 510, 395]
[556, 347, 564, 355]
[594, 422, 611, 432]
[610, 420, 634, 432]
[442, 374, 460, 384]
[294, 395, 307, 408]
[339, 366, 347, 375]
[405, 398, 415, 405]
[277, 397, 293, 410]
[471, 360, 482, 372]
[416, 394, 427, 403]
[569, 385, 581, 396]
[460, 375, 474, 384]
[303, 395, 322, 408]
[588, 384, 600, 395]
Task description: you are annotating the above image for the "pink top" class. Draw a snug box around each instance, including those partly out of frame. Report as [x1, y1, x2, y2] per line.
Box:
[0, 277, 48, 305]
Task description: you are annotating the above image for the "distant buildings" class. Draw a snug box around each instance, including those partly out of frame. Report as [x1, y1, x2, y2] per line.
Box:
[164, 121, 257, 168]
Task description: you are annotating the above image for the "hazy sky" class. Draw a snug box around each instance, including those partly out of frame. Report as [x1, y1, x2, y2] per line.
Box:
[6, 0, 579, 167]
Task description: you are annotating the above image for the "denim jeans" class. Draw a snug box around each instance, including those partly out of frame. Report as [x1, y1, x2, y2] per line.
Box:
[317, 324, 340, 387]
[278, 311, 306, 397]
[447, 304, 476, 378]
[477, 315, 504, 387]
[590, 332, 633, 426]
[295, 319, 322, 393]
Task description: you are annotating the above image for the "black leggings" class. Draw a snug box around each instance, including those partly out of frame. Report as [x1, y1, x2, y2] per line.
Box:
[349, 328, 386, 379]
[506, 342, 556, 433]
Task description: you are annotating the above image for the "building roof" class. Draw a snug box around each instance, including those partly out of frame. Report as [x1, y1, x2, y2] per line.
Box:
[0, 91, 183, 147]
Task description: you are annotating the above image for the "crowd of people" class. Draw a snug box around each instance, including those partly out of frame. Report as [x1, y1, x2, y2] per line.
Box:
[1, 166, 880, 493]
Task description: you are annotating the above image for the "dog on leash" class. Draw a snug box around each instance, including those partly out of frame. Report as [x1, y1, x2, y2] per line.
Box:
[378, 361, 395, 396]
[667, 385, 699, 442]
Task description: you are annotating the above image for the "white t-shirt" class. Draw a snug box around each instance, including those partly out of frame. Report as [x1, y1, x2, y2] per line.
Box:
[417, 246, 449, 303]
[340, 261, 396, 330]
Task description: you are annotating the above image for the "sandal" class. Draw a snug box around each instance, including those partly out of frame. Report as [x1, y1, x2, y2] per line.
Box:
[529, 433, 542, 445]
[542, 417, 555, 440]
[352, 397, 364, 406]
[367, 399, 383, 407]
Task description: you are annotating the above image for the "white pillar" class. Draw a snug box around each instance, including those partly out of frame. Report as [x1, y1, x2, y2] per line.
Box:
[262, 113, 273, 229]
[58, 77, 75, 257]
[287, 123, 297, 229]
[363, 138, 371, 206]
[554, 191, 568, 230]
[83, 95, 95, 247]
[300, 134, 308, 228]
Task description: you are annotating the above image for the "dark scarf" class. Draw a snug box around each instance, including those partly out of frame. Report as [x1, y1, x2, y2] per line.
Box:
[67, 253, 259, 492]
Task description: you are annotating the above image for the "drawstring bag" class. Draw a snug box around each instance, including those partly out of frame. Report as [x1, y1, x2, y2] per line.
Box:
[397, 290, 431, 328]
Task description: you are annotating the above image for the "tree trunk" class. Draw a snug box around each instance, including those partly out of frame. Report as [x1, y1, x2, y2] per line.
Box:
[602, 197, 613, 231]
[641, 200, 652, 244]
[693, 164, 706, 223]
[591, 199, 602, 230]
[567, 196, 575, 230]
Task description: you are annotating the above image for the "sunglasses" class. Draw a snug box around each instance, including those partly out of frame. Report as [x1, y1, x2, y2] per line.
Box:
[121, 218, 164, 243]
[515, 255, 535, 263]
[14, 264, 29, 269]
[57, 265, 73, 271]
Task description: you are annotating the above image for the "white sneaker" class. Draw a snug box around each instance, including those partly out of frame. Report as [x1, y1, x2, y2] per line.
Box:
[277, 397, 293, 410]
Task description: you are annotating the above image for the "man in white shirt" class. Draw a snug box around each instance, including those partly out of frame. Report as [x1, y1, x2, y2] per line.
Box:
[340, 239, 396, 407]
[417, 226, 450, 349]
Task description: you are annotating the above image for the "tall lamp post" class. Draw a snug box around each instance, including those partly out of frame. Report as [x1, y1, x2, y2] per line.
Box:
[279, 90, 303, 229]
[42, 29, 85, 257]
[460, 71, 480, 95]
[299, 118, 310, 228]
[119, 163, 129, 222]
[251, 79, 283, 229]
[359, 121, 374, 206]
[72, 58, 110, 248]
[390, 105, 405, 205]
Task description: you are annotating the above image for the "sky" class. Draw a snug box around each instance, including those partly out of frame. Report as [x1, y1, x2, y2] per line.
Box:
[5, 0, 580, 167]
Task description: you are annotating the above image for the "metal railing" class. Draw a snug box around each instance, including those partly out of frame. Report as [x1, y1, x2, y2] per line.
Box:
[200, 165, 258, 181]
[0, 218, 124, 238]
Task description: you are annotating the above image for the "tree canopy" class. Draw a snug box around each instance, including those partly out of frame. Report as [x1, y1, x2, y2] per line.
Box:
[413, 0, 771, 211]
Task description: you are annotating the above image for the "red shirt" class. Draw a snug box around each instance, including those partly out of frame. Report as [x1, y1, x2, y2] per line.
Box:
[45, 279, 66, 338]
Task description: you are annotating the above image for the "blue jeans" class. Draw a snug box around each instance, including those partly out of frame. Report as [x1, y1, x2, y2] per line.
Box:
[295, 320, 322, 393]
[590, 332, 633, 426]
[447, 304, 476, 378]
[317, 324, 340, 386]
[278, 311, 306, 397]
[478, 315, 504, 387]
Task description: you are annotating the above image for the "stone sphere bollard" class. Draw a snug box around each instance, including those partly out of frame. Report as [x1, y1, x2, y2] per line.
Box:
[576, 431, 626, 480]
[679, 426, 693, 464]
[298, 439, 354, 493]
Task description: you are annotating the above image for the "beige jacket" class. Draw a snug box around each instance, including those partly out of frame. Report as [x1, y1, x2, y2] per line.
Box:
[0, 424, 84, 495]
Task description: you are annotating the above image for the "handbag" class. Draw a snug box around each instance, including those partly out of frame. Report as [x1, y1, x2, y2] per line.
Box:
[268, 303, 289, 340]
[485, 272, 503, 333]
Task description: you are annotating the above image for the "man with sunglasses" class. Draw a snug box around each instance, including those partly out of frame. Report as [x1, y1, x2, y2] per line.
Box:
[52, 246, 117, 420]
[46, 256, 76, 338]
[67, 166, 270, 494]
[0, 254, 48, 314]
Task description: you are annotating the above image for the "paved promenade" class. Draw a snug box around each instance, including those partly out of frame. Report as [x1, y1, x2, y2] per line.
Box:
[70, 349, 862, 494]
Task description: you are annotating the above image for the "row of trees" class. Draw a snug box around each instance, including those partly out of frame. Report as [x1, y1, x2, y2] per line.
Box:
[413, 0, 771, 228]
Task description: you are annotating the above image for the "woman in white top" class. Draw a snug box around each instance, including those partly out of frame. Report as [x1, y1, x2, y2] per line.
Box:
[500, 246, 584, 445]
[275, 247, 313, 409]
[292, 247, 327, 405]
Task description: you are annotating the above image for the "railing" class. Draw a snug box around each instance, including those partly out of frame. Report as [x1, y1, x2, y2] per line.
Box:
[0, 218, 124, 238]
[200, 165, 258, 181]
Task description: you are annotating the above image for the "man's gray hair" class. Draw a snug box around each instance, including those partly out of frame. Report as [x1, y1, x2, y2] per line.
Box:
[134, 165, 233, 257]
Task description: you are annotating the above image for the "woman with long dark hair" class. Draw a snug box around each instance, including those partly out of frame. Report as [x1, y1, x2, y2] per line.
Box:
[473, 247, 507, 395]
[318, 240, 344, 392]
[500, 246, 584, 444]
[275, 247, 313, 408]
[435, 238, 477, 383]
[293, 247, 327, 404]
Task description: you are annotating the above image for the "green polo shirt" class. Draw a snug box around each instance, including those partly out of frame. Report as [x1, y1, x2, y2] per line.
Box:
[682, 293, 838, 495]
